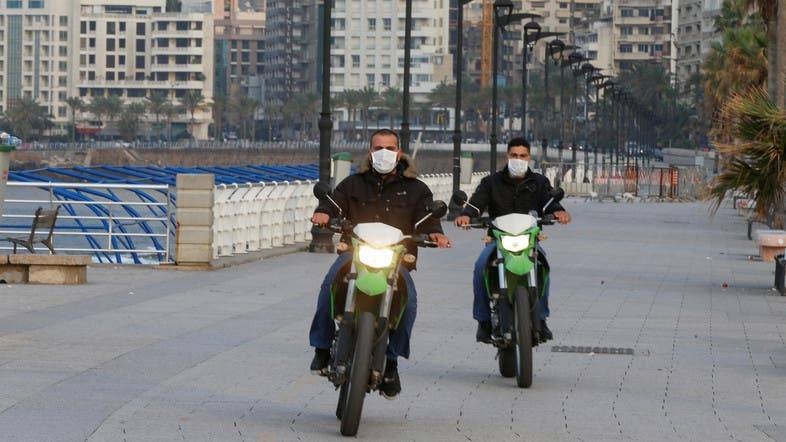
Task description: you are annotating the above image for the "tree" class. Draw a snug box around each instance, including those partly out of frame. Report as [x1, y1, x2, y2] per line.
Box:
[2, 97, 51, 141]
[707, 87, 786, 227]
[429, 81, 455, 140]
[65, 97, 83, 143]
[165, 0, 181, 12]
[181, 90, 206, 141]
[229, 93, 260, 140]
[117, 103, 146, 141]
[161, 102, 178, 142]
[379, 87, 402, 128]
[356, 87, 379, 139]
[146, 91, 169, 141]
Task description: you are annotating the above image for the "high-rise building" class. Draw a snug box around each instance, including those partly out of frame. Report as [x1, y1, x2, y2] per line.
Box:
[0, 1, 80, 126]
[330, 0, 452, 96]
[610, 0, 674, 73]
[210, 0, 265, 101]
[76, 0, 214, 139]
[676, 0, 721, 84]
[262, 1, 320, 109]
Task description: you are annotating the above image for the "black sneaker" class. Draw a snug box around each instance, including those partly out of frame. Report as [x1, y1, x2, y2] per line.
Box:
[476, 321, 493, 344]
[379, 359, 401, 400]
[539, 319, 553, 342]
[310, 348, 330, 375]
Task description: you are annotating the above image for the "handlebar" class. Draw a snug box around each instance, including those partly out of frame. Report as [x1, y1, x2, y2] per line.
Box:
[460, 214, 558, 229]
[316, 219, 439, 248]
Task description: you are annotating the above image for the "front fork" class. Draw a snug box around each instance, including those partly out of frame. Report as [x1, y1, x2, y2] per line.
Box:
[330, 262, 398, 389]
[490, 248, 540, 346]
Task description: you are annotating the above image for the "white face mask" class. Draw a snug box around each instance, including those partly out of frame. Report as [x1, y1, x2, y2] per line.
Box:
[508, 159, 529, 177]
[371, 149, 399, 174]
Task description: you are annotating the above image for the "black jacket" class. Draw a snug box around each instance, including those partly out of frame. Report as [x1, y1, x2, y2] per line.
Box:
[315, 155, 444, 256]
[461, 166, 565, 219]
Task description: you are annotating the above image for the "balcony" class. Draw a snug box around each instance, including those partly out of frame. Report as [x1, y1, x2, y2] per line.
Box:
[77, 79, 205, 89]
[151, 46, 204, 55]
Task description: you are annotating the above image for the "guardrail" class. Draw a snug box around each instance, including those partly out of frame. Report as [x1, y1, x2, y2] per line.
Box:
[1, 182, 173, 264]
[209, 172, 488, 259]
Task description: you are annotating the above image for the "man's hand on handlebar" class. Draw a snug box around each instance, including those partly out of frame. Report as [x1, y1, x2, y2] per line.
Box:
[553, 210, 571, 224]
[311, 212, 330, 226]
[454, 215, 471, 228]
[429, 233, 452, 248]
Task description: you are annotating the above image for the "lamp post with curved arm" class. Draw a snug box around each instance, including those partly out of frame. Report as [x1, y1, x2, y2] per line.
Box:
[545, 38, 565, 150]
[489, 0, 514, 174]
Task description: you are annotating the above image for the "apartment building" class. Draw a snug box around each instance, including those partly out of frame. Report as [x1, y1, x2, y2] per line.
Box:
[330, 0, 453, 96]
[611, 0, 673, 73]
[676, 0, 721, 84]
[210, 0, 265, 101]
[262, 0, 320, 109]
[0, 0, 80, 126]
[76, 0, 214, 139]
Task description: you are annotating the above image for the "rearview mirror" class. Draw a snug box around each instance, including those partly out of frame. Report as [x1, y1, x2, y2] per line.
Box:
[430, 200, 448, 219]
[451, 190, 468, 207]
[313, 182, 332, 200]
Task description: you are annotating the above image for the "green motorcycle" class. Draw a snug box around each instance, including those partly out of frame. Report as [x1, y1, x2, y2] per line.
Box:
[314, 183, 447, 436]
[452, 188, 564, 388]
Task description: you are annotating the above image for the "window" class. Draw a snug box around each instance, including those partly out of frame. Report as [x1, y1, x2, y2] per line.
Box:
[383, 18, 391, 31]
[88, 71, 95, 80]
[7, 0, 22, 7]
[106, 39, 115, 51]
[107, 22, 116, 35]
[352, 55, 360, 68]
[621, 26, 633, 36]
[88, 54, 95, 64]
[654, 44, 663, 52]
[366, 74, 374, 86]
[637, 44, 649, 52]
[81, 22, 87, 33]
[135, 55, 145, 68]
[136, 39, 145, 51]
[136, 23, 145, 35]
[107, 72, 115, 81]
[89, 21, 96, 32]
[559, 2, 567, 8]
[59, 16, 67, 27]
[638, 8, 649, 17]
[176, 21, 189, 31]
[368, 18, 376, 31]
[619, 44, 632, 53]
[119, 38, 125, 49]
[621, 8, 633, 17]
[59, 31, 67, 42]
[106, 55, 115, 68]
[118, 55, 125, 65]
[89, 38, 96, 48]
[381, 73, 390, 86]
[28, 0, 44, 8]
[120, 22, 126, 32]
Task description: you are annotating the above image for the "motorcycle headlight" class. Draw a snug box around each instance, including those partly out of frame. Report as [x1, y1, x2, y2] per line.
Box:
[500, 234, 530, 253]
[358, 245, 395, 268]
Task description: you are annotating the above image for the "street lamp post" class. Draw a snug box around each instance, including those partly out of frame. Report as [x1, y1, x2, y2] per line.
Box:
[567, 52, 585, 181]
[450, 0, 476, 220]
[520, 20, 541, 140]
[580, 63, 600, 180]
[401, 0, 413, 153]
[556, 45, 577, 165]
[490, 0, 514, 175]
[545, 39, 565, 156]
[310, 0, 334, 253]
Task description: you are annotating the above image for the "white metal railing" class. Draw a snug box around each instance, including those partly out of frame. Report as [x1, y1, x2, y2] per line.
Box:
[210, 173, 488, 259]
[1, 182, 172, 264]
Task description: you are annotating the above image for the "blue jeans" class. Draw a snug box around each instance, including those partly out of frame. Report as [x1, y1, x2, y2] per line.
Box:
[309, 252, 417, 360]
[472, 242, 550, 323]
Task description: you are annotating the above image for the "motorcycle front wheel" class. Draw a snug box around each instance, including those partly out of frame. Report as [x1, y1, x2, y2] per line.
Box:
[514, 285, 534, 388]
[340, 311, 375, 436]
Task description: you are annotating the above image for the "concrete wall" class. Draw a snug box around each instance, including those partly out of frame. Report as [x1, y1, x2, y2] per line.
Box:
[175, 174, 215, 265]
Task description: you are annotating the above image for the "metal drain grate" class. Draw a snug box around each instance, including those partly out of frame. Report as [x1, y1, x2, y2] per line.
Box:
[551, 346, 635, 355]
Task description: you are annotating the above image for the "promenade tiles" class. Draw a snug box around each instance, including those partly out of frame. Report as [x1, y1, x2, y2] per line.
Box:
[0, 199, 784, 441]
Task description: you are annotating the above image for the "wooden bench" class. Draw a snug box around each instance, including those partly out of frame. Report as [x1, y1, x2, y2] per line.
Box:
[5, 206, 59, 254]
[0, 254, 90, 284]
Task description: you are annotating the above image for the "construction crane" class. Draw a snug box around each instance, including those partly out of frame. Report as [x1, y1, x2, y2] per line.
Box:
[480, 0, 493, 87]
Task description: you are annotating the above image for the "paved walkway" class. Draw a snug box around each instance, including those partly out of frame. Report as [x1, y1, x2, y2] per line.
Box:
[1, 200, 785, 441]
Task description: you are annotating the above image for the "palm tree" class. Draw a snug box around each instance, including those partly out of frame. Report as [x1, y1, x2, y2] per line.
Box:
[101, 95, 123, 139]
[429, 82, 455, 140]
[211, 94, 227, 141]
[161, 101, 178, 142]
[3, 97, 50, 141]
[181, 90, 206, 141]
[707, 87, 786, 227]
[230, 94, 260, 140]
[117, 103, 147, 141]
[356, 86, 379, 139]
[379, 87, 402, 128]
[289, 92, 319, 140]
[65, 97, 83, 143]
[146, 91, 169, 141]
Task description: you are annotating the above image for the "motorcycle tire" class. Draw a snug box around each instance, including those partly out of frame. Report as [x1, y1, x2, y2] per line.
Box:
[498, 347, 516, 378]
[514, 286, 533, 388]
[340, 311, 375, 436]
[336, 381, 348, 420]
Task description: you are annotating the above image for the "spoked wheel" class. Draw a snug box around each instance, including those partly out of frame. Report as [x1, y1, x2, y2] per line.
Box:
[514, 286, 533, 388]
[340, 312, 375, 436]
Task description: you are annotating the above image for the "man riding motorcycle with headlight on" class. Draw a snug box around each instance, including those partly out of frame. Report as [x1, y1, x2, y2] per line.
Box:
[309, 128, 451, 399]
[455, 137, 571, 344]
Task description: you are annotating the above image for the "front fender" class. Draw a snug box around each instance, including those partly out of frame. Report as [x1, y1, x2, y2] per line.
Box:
[503, 251, 534, 276]
[355, 268, 388, 296]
